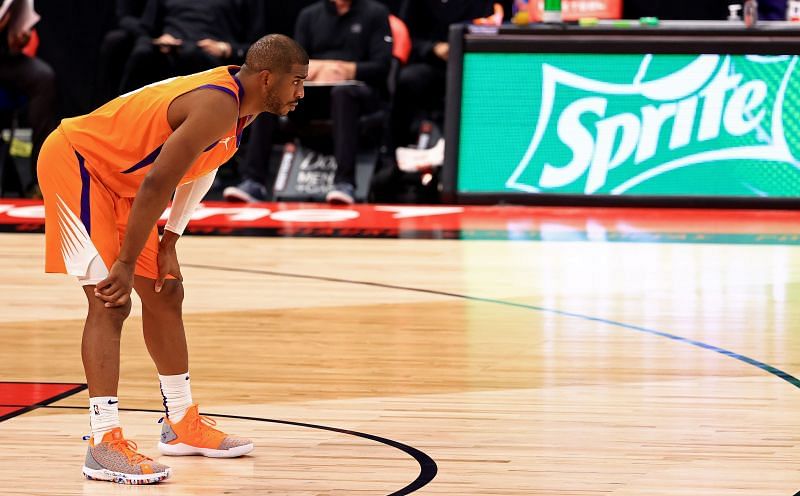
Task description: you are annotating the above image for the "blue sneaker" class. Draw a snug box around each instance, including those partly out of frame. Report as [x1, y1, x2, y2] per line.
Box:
[325, 182, 355, 205]
[223, 179, 268, 203]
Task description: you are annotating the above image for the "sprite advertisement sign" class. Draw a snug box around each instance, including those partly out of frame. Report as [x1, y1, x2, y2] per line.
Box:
[458, 53, 800, 197]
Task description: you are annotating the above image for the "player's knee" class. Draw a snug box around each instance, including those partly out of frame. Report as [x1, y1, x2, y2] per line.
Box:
[153, 280, 184, 311]
[87, 297, 132, 326]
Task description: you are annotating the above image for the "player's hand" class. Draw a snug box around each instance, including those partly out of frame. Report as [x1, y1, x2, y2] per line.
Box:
[95, 260, 135, 308]
[197, 39, 231, 58]
[155, 236, 182, 293]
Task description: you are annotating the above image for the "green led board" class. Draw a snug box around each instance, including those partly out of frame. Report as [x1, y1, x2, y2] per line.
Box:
[458, 53, 800, 197]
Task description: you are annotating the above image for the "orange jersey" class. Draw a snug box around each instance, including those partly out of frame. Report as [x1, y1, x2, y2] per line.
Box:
[60, 66, 249, 197]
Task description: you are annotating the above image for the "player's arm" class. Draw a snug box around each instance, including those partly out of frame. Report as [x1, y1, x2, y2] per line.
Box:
[153, 169, 218, 292]
[95, 90, 238, 307]
[164, 168, 217, 236]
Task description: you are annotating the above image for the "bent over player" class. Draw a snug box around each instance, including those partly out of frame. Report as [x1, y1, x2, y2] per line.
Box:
[37, 34, 308, 484]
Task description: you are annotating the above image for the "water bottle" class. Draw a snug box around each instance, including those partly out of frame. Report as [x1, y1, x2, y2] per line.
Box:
[543, 0, 562, 23]
[743, 0, 758, 27]
[417, 120, 433, 149]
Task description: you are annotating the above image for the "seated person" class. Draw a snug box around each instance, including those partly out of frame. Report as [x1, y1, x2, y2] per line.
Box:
[390, 0, 496, 150]
[0, 0, 56, 197]
[95, 0, 148, 106]
[225, 0, 392, 205]
[120, 0, 265, 93]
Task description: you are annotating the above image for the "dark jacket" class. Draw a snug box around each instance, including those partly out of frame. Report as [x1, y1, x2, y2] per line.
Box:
[294, 0, 392, 90]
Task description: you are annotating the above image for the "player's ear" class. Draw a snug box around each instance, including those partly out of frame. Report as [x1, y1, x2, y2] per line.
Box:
[259, 69, 272, 87]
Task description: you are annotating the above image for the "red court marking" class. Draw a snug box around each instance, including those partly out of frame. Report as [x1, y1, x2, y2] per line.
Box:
[0, 406, 22, 417]
[0, 382, 86, 407]
[0, 199, 798, 236]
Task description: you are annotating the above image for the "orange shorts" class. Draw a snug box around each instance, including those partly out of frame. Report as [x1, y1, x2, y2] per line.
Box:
[38, 127, 163, 282]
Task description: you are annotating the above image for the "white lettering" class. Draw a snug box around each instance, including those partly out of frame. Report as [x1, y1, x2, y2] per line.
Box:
[270, 209, 359, 223]
[375, 206, 464, 219]
[7, 205, 45, 219]
[587, 113, 641, 193]
[539, 97, 606, 189]
[670, 97, 698, 150]
[636, 103, 677, 164]
[724, 80, 767, 136]
[698, 59, 741, 141]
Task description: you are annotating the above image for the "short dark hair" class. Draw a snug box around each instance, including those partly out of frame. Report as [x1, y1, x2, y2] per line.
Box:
[242, 34, 309, 74]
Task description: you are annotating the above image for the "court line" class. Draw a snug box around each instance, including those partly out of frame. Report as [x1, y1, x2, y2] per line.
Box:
[38, 405, 436, 496]
[184, 262, 800, 390]
[185, 263, 800, 494]
[0, 383, 87, 423]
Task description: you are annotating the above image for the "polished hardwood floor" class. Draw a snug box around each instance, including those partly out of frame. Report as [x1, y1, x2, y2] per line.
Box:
[0, 211, 799, 495]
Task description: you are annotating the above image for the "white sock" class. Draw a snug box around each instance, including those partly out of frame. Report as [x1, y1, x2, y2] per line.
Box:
[159, 373, 193, 422]
[89, 396, 120, 442]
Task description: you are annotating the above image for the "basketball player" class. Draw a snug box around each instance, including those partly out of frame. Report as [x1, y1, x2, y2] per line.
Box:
[36, 34, 308, 484]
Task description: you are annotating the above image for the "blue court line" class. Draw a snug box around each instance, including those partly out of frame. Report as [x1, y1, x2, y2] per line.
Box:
[184, 263, 800, 391]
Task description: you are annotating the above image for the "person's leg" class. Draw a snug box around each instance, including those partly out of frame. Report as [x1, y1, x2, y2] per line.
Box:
[81, 284, 170, 485]
[329, 84, 381, 187]
[119, 36, 170, 93]
[134, 277, 188, 374]
[96, 29, 136, 106]
[127, 232, 253, 458]
[390, 63, 443, 149]
[133, 276, 193, 422]
[0, 55, 57, 190]
[244, 115, 281, 185]
[81, 285, 131, 397]
[172, 43, 220, 76]
[224, 114, 280, 202]
[37, 130, 170, 483]
[80, 280, 129, 443]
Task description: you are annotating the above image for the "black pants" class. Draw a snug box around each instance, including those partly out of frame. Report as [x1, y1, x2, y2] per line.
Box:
[390, 62, 446, 149]
[96, 29, 137, 106]
[241, 83, 382, 188]
[0, 54, 57, 186]
[120, 36, 222, 93]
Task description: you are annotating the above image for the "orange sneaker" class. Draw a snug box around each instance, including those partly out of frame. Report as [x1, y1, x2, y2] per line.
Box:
[158, 404, 254, 458]
[83, 427, 171, 484]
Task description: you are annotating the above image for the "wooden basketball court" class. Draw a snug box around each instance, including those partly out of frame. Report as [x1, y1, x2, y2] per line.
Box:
[0, 203, 798, 495]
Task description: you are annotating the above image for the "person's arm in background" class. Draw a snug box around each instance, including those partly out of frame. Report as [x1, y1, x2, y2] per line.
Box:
[6, 0, 32, 54]
[402, 0, 437, 64]
[353, 10, 392, 87]
[230, 0, 266, 61]
[118, 0, 148, 37]
[197, 0, 265, 62]
[304, 6, 391, 85]
[138, 0, 162, 38]
[294, 7, 317, 79]
[94, 89, 238, 306]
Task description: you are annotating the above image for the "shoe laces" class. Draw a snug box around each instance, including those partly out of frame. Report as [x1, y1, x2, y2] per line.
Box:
[108, 438, 151, 465]
[189, 413, 224, 444]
